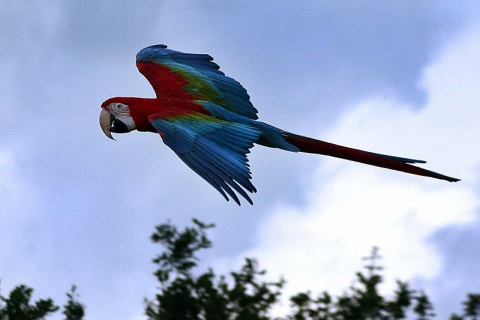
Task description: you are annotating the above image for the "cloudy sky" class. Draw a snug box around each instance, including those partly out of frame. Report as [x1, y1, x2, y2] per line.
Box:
[1, 1, 479, 319]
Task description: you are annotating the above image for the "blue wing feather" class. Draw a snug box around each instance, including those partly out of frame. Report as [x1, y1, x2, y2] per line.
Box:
[138, 44, 223, 74]
[150, 113, 261, 205]
[198, 100, 299, 152]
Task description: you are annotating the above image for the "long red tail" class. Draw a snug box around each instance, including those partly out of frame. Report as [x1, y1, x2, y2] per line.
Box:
[284, 133, 460, 182]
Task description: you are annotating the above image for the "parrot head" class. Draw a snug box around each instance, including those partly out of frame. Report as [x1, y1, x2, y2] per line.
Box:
[100, 98, 137, 140]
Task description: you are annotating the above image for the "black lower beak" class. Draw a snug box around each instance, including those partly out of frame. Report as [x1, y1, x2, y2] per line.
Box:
[110, 118, 129, 133]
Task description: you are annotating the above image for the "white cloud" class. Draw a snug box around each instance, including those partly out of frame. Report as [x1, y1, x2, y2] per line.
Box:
[226, 23, 480, 315]
[0, 147, 38, 222]
[0, 148, 39, 274]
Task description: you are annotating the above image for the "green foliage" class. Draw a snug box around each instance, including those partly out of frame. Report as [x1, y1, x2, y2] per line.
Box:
[150, 218, 214, 283]
[145, 219, 284, 320]
[287, 247, 417, 320]
[463, 294, 480, 319]
[145, 220, 480, 320]
[450, 294, 480, 320]
[413, 291, 435, 320]
[1, 219, 479, 319]
[0, 283, 85, 320]
[63, 286, 85, 320]
[0, 285, 58, 320]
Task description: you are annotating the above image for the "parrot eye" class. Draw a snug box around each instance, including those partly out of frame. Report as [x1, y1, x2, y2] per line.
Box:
[115, 103, 125, 110]
[110, 103, 129, 114]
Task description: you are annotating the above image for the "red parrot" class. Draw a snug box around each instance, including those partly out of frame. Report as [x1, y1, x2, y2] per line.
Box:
[100, 45, 459, 205]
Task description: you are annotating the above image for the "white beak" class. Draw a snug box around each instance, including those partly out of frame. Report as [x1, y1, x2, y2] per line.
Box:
[99, 108, 115, 140]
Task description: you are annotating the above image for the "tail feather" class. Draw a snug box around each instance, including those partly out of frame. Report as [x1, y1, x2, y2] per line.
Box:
[284, 133, 460, 182]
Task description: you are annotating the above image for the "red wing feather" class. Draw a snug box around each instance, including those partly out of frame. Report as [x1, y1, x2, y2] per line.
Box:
[136, 62, 194, 99]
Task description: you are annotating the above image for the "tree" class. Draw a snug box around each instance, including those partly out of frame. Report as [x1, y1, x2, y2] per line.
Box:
[451, 294, 480, 320]
[145, 219, 284, 320]
[145, 219, 480, 320]
[288, 247, 417, 320]
[0, 283, 85, 320]
[0, 285, 58, 320]
[63, 286, 85, 320]
[1, 218, 478, 319]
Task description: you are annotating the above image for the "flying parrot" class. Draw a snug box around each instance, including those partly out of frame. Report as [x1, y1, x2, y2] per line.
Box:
[100, 44, 459, 205]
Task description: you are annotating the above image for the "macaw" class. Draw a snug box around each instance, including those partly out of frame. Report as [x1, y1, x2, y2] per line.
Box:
[100, 44, 459, 205]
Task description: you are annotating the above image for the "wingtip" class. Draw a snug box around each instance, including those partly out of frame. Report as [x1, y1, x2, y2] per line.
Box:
[231, 194, 254, 206]
[434, 173, 461, 183]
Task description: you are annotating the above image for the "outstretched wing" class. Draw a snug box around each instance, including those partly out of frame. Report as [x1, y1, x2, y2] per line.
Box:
[136, 44, 258, 119]
[150, 112, 261, 205]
